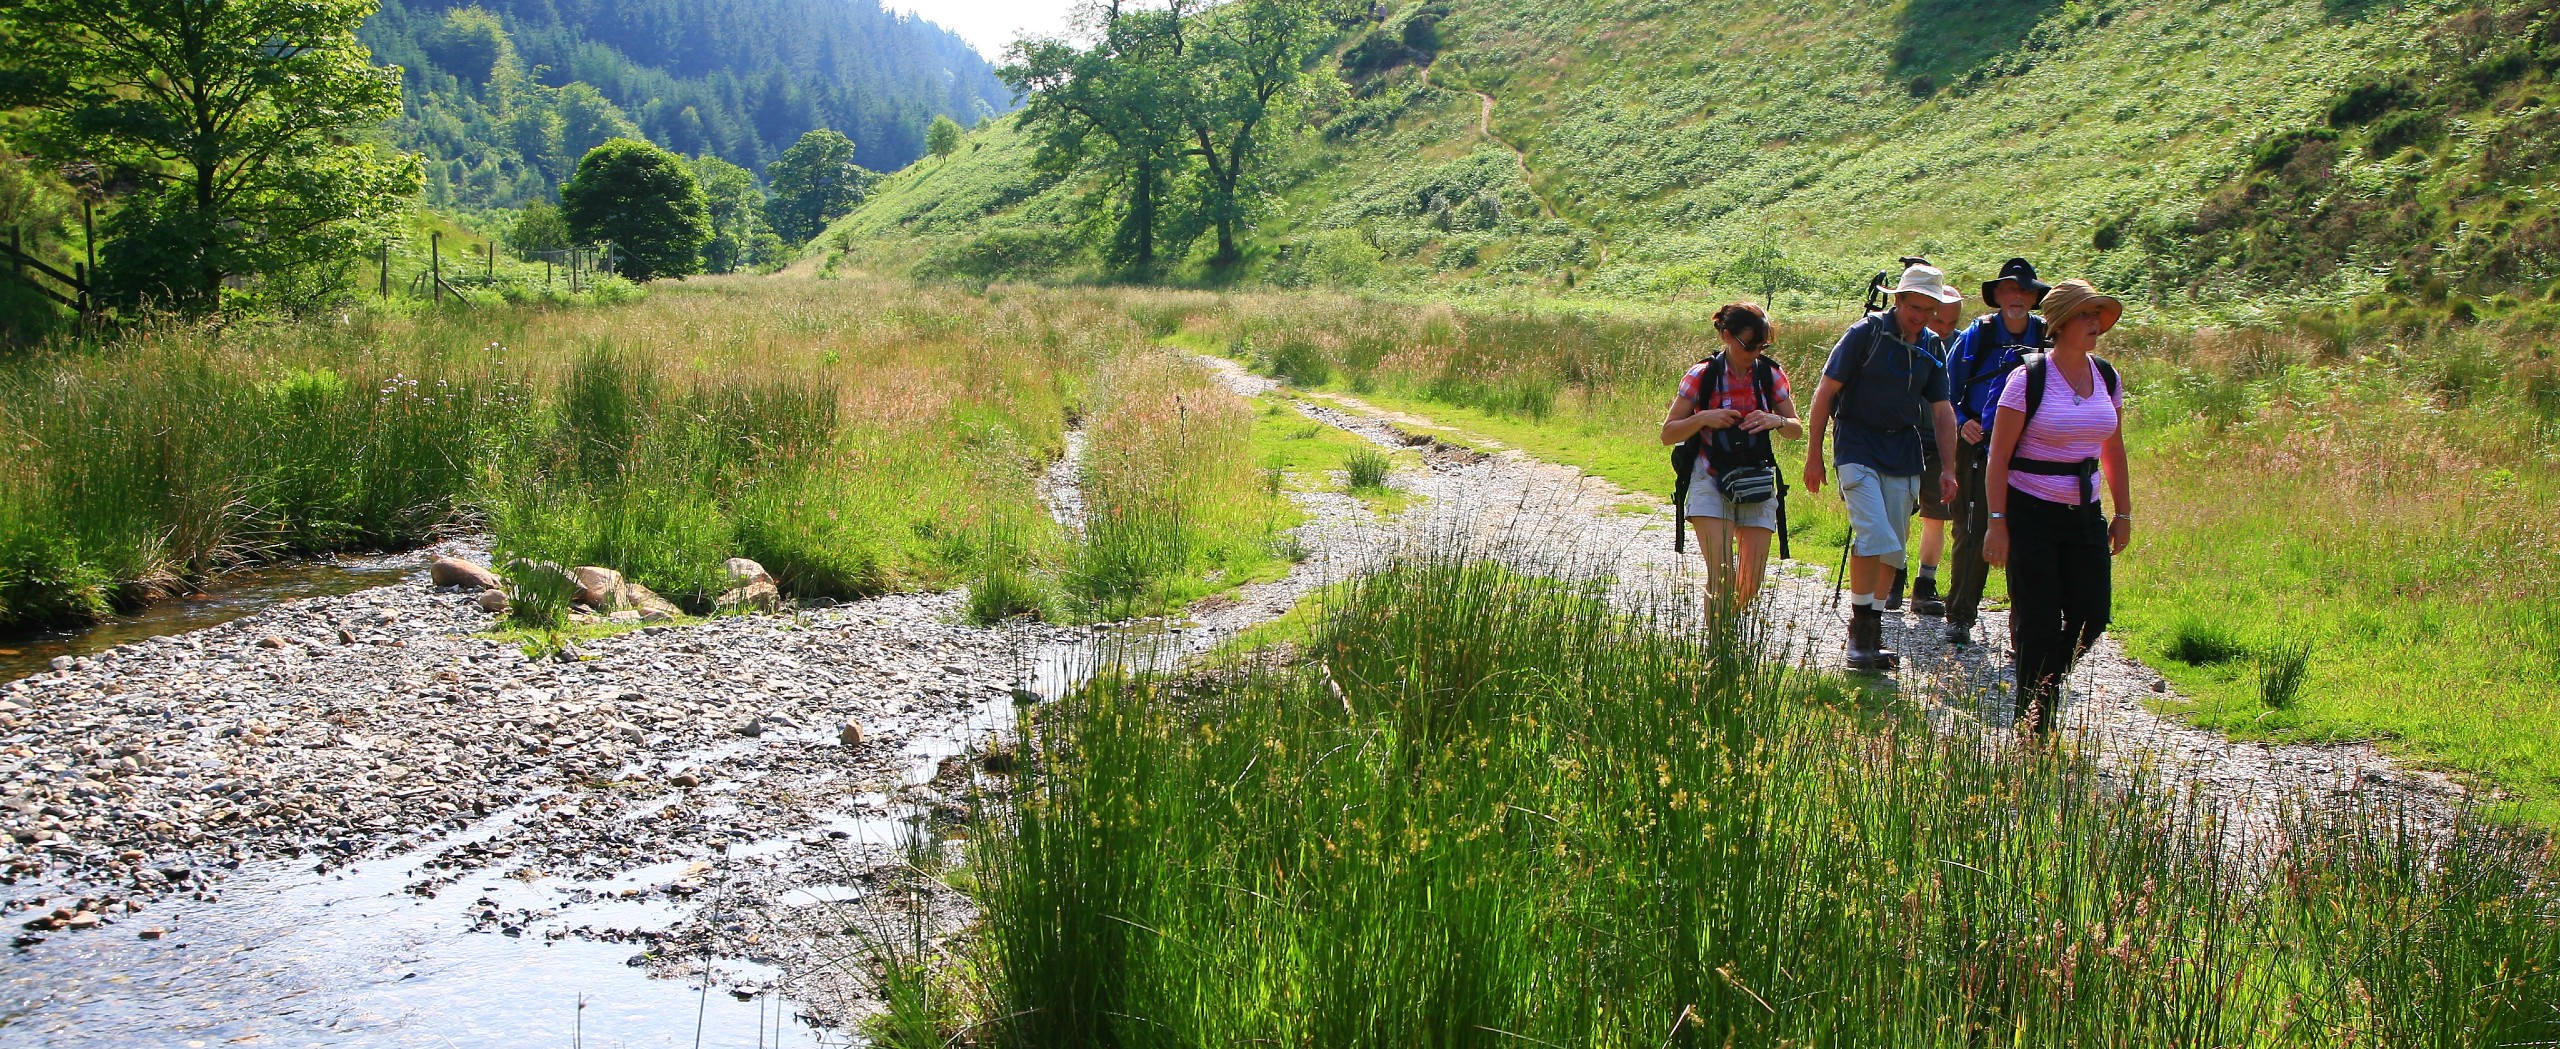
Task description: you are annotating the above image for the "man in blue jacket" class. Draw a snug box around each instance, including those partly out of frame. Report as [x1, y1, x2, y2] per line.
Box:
[1940, 257, 2049, 646]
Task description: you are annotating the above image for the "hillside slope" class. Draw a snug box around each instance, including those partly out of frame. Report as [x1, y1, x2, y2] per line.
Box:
[833, 0, 2560, 318]
[364, 0, 1011, 211]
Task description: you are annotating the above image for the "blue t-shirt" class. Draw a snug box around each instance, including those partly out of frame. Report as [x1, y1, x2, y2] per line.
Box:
[1947, 313, 2044, 428]
[1822, 314, 1946, 477]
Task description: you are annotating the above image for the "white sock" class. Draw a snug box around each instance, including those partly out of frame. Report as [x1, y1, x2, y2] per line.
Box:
[1853, 593, 1875, 609]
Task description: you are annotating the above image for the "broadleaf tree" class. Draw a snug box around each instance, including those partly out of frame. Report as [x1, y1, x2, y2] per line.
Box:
[926, 114, 965, 157]
[692, 155, 772, 274]
[764, 129, 872, 244]
[1178, 0, 1341, 265]
[4, 0, 421, 312]
[559, 138, 710, 281]
[1003, 3, 1191, 271]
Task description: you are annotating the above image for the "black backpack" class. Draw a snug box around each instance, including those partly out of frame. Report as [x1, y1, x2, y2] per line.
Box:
[1670, 353, 1790, 558]
[2009, 352, 2121, 504]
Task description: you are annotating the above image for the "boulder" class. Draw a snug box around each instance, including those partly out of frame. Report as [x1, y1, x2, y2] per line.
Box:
[569, 567, 626, 611]
[474, 589, 509, 613]
[715, 579, 781, 614]
[429, 557, 500, 590]
[723, 558, 773, 587]
[621, 583, 683, 623]
[837, 720, 865, 746]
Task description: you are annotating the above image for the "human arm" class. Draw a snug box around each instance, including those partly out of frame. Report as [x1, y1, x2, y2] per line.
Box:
[1931, 398, 1959, 506]
[2102, 429, 2132, 555]
[1981, 405, 2024, 566]
[1948, 324, 1986, 444]
[1799, 377, 1839, 494]
[1741, 390, 1802, 440]
[1661, 394, 1742, 445]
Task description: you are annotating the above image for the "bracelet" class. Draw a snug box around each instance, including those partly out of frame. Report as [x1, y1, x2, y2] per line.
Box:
[2113, 513, 2132, 522]
[1987, 512, 2005, 520]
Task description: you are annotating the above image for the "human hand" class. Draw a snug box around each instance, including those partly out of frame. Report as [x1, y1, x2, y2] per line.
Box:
[1961, 419, 1984, 445]
[1939, 469, 1958, 507]
[1695, 408, 1743, 429]
[1802, 458, 1826, 495]
[2109, 516, 2132, 556]
[1983, 521, 2008, 566]
[1739, 410, 1783, 433]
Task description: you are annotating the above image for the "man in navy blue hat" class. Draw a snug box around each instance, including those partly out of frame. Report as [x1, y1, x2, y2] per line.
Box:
[1940, 257, 2050, 645]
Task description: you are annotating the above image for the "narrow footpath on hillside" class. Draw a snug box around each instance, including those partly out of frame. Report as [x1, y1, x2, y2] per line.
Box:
[0, 352, 2476, 1045]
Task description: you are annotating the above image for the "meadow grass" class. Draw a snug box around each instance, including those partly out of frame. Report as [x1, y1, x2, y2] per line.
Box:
[0, 277, 1288, 631]
[938, 554, 2560, 1047]
[1000, 284, 2560, 820]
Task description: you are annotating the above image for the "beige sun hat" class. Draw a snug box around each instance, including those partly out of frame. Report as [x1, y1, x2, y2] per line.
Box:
[1883, 263, 1962, 304]
[2039, 279, 2124, 335]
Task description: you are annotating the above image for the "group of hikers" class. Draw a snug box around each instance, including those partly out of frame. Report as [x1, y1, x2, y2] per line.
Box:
[1662, 258, 2132, 735]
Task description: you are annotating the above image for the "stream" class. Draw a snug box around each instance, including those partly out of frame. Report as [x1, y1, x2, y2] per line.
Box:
[0, 558, 420, 686]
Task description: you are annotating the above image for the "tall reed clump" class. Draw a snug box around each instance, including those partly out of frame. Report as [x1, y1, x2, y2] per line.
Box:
[948, 554, 2560, 1047]
[1072, 345, 1294, 619]
[0, 323, 517, 629]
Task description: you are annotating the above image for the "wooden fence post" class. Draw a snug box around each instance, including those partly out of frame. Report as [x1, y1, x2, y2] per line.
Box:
[431, 231, 442, 305]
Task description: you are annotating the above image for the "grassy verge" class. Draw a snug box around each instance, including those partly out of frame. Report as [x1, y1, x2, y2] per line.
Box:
[917, 556, 2560, 1046]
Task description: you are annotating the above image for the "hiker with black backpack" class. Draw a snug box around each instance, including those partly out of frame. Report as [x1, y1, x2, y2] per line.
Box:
[1801, 263, 1961, 672]
[1662, 303, 1800, 616]
[1940, 257, 2051, 646]
[1981, 279, 2134, 737]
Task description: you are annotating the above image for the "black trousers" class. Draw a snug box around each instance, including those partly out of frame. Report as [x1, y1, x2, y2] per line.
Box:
[2005, 488, 2110, 733]
[1945, 442, 1992, 624]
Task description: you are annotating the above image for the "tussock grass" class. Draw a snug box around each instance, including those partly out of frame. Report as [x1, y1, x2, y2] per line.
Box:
[942, 555, 2560, 1046]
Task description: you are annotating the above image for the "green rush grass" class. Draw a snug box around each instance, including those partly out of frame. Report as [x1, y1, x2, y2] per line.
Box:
[939, 555, 2560, 1047]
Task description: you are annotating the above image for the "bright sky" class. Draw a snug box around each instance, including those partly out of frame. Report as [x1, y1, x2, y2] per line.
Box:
[890, 0, 1083, 60]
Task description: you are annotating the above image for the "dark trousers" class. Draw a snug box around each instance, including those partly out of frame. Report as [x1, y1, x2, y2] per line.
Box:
[2005, 488, 2110, 733]
[1945, 442, 1992, 624]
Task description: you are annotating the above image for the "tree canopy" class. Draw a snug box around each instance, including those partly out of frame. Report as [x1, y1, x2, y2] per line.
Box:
[1004, 0, 1347, 272]
[560, 138, 710, 281]
[927, 115, 965, 158]
[5, 0, 421, 311]
[765, 129, 873, 244]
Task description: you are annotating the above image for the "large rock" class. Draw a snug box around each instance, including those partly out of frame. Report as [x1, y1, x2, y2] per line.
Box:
[474, 589, 509, 613]
[428, 557, 500, 590]
[715, 579, 780, 614]
[621, 583, 683, 623]
[723, 558, 772, 587]
[569, 567, 626, 611]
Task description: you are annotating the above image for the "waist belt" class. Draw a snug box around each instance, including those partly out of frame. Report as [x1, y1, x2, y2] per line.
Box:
[2010, 455, 2099, 505]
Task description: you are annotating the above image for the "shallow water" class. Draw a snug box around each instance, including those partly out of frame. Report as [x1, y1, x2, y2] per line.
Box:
[0, 558, 421, 685]
[0, 795, 834, 1048]
[0, 604, 1178, 1047]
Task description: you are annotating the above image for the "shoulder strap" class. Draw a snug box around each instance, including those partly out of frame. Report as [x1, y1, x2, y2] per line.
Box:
[2094, 355, 2119, 399]
[2021, 352, 2049, 429]
[1750, 355, 1777, 409]
[1701, 353, 1726, 402]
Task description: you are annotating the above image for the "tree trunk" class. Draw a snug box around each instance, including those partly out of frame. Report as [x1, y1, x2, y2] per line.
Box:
[1131, 154, 1157, 268]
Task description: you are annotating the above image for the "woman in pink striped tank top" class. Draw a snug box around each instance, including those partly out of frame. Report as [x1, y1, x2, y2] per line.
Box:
[1981, 280, 2136, 737]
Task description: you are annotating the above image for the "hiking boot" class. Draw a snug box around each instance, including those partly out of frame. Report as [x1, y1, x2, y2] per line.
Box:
[1912, 574, 1945, 617]
[1847, 605, 1901, 672]
[1942, 619, 1974, 646]
[1885, 568, 1907, 611]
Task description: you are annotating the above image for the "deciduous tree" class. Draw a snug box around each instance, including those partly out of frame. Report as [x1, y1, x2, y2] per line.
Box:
[764, 129, 870, 243]
[926, 114, 965, 158]
[559, 138, 710, 281]
[5, 0, 421, 311]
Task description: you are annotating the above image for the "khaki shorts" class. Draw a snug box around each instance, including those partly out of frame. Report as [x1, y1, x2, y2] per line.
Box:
[1683, 463, 1780, 531]
[1839, 463, 1915, 570]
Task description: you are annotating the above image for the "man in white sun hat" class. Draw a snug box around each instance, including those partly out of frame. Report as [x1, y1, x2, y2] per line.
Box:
[1800, 261, 1962, 672]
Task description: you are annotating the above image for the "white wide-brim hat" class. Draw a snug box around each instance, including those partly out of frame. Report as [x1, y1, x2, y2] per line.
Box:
[1884, 263, 1962, 304]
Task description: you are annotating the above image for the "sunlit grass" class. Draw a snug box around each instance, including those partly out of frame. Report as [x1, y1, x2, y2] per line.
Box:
[932, 555, 2560, 1047]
